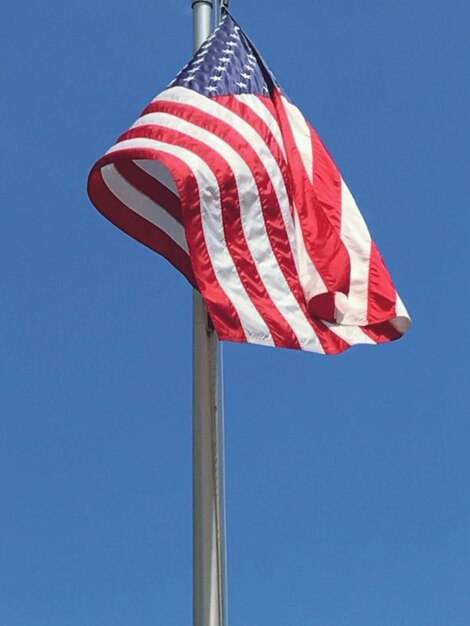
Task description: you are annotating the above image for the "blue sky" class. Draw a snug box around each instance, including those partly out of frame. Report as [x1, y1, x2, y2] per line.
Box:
[1, 1, 469, 625]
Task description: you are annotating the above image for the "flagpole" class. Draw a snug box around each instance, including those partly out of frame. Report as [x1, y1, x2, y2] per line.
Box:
[192, 4, 228, 625]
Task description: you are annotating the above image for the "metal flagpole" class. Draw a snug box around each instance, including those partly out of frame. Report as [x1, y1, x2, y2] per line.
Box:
[192, 3, 228, 625]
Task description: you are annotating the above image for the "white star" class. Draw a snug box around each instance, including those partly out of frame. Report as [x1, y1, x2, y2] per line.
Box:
[222, 49, 235, 55]
[183, 76, 196, 83]
[219, 57, 231, 63]
[226, 41, 238, 47]
[210, 75, 223, 81]
[206, 85, 218, 93]
[215, 65, 227, 72]
[236, 81, 247, 88]
[241, 72, 251, 79]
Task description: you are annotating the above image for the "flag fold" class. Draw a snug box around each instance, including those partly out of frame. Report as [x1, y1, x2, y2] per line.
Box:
[88, 12, 411, 354]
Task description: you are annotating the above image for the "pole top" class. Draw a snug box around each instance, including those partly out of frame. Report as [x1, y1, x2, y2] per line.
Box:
[191, 0, 213, 6]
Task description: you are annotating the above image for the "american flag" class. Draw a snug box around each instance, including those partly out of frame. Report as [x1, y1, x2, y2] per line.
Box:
[88, 12, 411, 354]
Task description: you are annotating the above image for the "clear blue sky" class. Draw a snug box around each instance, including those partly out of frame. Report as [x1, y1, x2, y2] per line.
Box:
[2, 1, 469, 624]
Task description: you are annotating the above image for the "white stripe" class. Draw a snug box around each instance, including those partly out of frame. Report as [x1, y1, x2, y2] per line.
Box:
[293, 207, 327, 301]
[100, 163, 189, 253]
[281, 97, 313, 184]
[334, 180, 372, 326]
[131, 110, 324, 353]
[234, 94, 286, 160]
[324, 322, 376, 346]
[107, 137, 274, 347]
[391, 293, 411, 333]
[133, 159, 179, 195]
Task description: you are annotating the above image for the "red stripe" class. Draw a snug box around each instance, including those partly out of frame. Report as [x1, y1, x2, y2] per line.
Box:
[114, 160, 183, 223]
[256, 96, 278, 120]
[361, 321, 403, 344]
[309, 125, 343, 235]
[367, 242, 397, 324]
[217, 95, 288, 172]
[310, 319, 351, 355]
[296, 116, 344, 277]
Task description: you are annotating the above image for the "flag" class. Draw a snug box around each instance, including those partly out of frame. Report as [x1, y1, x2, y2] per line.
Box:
[88, 12, 411, 354]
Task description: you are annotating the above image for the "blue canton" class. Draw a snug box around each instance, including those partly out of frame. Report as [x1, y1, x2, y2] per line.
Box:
[171, 13, 277, 97]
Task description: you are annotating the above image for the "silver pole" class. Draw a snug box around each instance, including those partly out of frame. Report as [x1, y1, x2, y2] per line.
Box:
[192, 0, 214, 49]
[192, 4, 228, 626]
